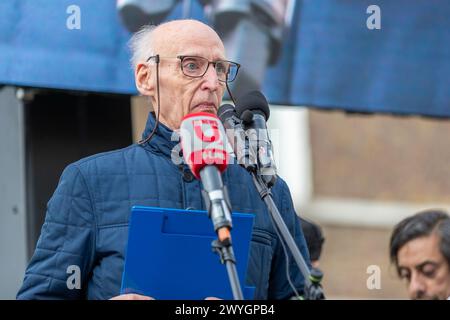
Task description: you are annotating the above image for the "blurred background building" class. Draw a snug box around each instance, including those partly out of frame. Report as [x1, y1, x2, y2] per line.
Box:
[1, 0, 449, 299]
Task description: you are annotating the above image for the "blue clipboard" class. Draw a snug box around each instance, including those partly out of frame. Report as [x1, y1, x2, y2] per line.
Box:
[120, 206, 256, 300]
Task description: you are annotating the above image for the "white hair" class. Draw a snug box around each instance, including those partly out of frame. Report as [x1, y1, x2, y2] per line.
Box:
[128, 24, 156, 70]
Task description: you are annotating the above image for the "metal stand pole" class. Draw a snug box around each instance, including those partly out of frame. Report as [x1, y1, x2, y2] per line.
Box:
[212, 239, 243, 300]
[251, 172, 325, 299]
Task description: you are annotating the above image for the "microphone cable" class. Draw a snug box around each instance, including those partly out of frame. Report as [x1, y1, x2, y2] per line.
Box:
[268, 210, 303, 300]
[225, 81, 237, 105]
[139, 54, 161, 145]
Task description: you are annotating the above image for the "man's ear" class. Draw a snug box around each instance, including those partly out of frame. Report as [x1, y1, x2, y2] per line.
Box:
[135, 63, 155, 97]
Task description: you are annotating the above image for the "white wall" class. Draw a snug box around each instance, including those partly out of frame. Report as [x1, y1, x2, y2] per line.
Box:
[267, 106, 313, 211]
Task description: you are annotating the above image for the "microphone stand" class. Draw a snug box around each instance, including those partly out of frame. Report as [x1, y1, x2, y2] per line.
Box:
[200, 166, 244, 300]
[250, 171, 325, 300]
[211, 237, 243, 300]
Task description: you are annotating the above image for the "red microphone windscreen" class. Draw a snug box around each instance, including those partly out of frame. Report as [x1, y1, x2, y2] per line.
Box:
[179, 112, 230, 179]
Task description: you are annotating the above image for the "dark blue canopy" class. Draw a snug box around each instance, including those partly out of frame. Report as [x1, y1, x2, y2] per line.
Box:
[0, 0, 449, 117]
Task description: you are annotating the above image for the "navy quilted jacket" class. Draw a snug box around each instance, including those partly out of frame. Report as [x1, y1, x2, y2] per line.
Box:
[17, 113, 310, 300]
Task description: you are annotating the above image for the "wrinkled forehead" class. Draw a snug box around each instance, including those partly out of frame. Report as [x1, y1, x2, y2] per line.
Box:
[153, 23, 226, 60]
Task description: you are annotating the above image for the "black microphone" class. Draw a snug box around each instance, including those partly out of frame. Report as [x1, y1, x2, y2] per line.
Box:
[235, 91, 277, 188]
[218, 103, 257, 171]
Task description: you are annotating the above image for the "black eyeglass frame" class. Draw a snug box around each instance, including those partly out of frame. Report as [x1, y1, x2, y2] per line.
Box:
[139, 53, 239, 145]
[146, 55, 241, 83]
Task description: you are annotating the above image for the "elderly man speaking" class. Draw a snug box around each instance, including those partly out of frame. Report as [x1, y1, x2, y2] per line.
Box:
[17, 19, 310, 300]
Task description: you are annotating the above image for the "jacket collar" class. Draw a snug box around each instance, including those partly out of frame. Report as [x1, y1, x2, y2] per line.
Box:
[140, 112, 180, 160]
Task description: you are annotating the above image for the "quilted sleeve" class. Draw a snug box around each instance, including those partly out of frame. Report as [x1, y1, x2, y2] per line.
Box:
[268, 179, 311, 300]
[16, 163, 96, 300]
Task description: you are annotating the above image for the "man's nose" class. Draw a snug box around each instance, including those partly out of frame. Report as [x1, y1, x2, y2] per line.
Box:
[200, 64, 220, 91]
[408, 273, 426, 299]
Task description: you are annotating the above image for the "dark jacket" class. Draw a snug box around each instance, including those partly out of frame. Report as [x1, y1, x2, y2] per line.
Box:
[17, 113, 310, 300]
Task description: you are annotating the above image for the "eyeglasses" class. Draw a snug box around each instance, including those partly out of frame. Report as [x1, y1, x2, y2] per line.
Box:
[146, 55, 240, 83]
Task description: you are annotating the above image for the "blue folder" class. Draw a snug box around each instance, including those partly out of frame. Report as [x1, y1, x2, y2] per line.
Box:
[120, 206, 255, 300]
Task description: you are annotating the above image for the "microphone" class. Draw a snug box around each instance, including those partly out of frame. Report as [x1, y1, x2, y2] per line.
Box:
[235, 91, 277, 188]
[179, 112, 233, 243]
[218, 104, 257, 171]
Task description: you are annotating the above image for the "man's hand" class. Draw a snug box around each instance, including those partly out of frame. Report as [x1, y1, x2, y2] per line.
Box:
[109, 294, 154, 300]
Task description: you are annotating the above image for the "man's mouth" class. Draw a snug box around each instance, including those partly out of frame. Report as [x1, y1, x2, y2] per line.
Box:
[192, 102, 217, 113]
